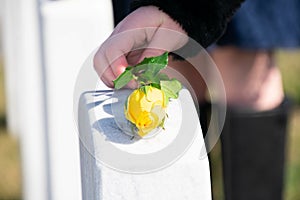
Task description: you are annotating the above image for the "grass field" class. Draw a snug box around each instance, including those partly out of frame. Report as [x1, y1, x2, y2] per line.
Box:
[0, 132, 22, 200]
[0, 50, 299, 199]
[285, 108, 300, 200]
[0, 56, 22, 199]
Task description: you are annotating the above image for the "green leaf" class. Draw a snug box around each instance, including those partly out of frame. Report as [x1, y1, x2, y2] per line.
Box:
[132, 52, 168, 77]
[140, 85, 150, 95]
[150, 83, 161, 90]
[163, 91, 169, 107]
[112, 52, 173, 90]
[113, 67, 134, 89]
[138, 71, 170, 86]
[136, 52, 168, 69]
[159, 117, 166, 129]
[137, 70, 155, 84]
[160, 79, 182, 99]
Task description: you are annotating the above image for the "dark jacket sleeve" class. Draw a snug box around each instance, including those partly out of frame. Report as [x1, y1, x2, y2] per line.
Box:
[130, 0, 244, 48]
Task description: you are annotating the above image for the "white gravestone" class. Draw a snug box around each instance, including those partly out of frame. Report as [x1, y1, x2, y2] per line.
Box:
[78, 88, 212, 200]
[41, 1, 113, 199]
[1, 0, 114, 199]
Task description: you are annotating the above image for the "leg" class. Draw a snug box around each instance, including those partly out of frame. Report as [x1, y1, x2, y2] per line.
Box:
[167, 55, 211, 134]
[167, 56, 208, 103]
[210, 46, 292, 200]
[210, 46, 284, 111]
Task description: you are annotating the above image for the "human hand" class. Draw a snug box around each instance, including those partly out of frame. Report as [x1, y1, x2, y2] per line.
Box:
[93, 6, 188, 88]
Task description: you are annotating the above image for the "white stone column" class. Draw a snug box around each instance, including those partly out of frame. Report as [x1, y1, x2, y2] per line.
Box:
[41, 1, 114, 199]
[2, 0, 50, 199]
[78, 89, 212, 200]
[1, 0, 114, 199]
[1, 0, 23, 137]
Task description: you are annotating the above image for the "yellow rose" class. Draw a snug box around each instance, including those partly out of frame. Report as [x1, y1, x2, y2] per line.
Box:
[125, 86, 167, 137]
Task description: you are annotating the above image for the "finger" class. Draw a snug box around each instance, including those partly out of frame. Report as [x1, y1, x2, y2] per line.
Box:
[146, 27, 188, 54]
[137, 48, 166, 63]
[134, 27, 188, 63]
[93, 48, 110, 78]
[103, 34, 134, 77]
[94, 40, 130, 88]
[126, 79, 139, 89]
[101, 67, 116, 88]
[109, 54, 128, 77]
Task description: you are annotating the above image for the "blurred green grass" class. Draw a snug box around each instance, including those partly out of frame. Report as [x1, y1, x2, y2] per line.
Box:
[0, 132, 22, 200]
[0, 50, 299, 199]
[285, 109, 300, 200]
[0, 56, 22, 200]
[277, 50, 300, 105]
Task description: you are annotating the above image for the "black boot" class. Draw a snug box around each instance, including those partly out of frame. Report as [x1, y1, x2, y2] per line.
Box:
[199, 101, 211, 137]
[221, 98, 292, 200]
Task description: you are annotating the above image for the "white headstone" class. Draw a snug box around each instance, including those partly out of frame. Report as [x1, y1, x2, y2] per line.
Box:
[78, 88, 212, 200]
[1, 0, 114, 199]
[41, 1, 113, 199]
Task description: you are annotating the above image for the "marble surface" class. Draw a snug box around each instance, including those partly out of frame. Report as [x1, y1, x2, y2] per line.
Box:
[78, 89, 212, 200]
